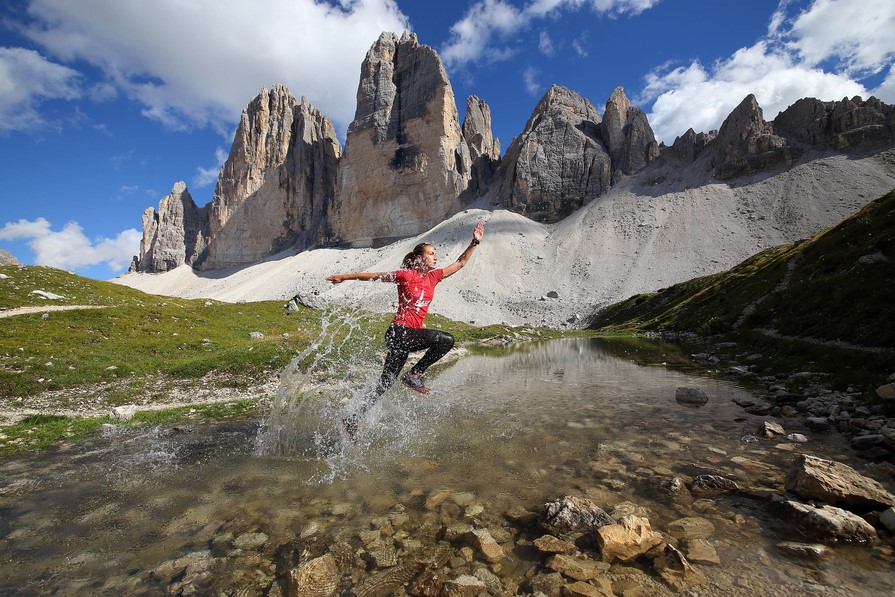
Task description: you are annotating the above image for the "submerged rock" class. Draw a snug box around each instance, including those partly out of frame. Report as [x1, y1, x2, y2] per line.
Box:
[768, 494, 879, 543]
[288, 554, 339, 597]
[675, 387, 708, 405]
[784, 454, 895, 510]
[653, 544, 707, 592]
[595, 515, 664, 563]
[541, 495, 614, 539]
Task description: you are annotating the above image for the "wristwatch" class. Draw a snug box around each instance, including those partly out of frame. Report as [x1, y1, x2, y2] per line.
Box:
[470, 238, 480, 246]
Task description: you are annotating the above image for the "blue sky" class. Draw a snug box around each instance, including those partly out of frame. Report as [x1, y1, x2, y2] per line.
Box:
[1, 0, 893, 280]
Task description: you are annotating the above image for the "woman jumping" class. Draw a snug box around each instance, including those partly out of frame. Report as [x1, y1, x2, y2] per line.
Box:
[326, 221, 484, 439]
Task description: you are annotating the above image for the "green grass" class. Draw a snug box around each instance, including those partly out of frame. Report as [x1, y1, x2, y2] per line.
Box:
[588, 189, 895, 403]
[0, 414, 108, 456]
[0, 266, 341, 397]
[0, 265, 561, 457]
[0, 399, 266, 457]
[589, 190, 895, 347]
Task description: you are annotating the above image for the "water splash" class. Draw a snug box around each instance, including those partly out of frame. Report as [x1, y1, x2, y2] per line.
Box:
[252, 296, 475, 483]
[253, 301, 372, 459]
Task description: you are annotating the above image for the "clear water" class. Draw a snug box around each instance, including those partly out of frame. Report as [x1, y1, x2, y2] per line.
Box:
[1, 337, 893, 595]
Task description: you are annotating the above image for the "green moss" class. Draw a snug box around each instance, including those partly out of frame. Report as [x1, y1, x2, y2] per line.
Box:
[590, 190, 895, 351]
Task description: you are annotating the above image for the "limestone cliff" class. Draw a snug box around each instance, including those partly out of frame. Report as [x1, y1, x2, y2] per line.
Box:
[463, 95, 500, 198]
[0, 249, 19, 266]
[329, 32, 471, 247]
[201, 86, 341, 269]
[774, 95, 895, 149]
[495, 85, 610, 222]
[710, 94, 795, 179]
[132, 30, 895, 274]
[135, 182, 208, 272]
[602, 87, 659, 178]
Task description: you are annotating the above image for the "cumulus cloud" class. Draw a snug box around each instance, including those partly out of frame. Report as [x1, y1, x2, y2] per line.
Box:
[785, 0, 895, 76]
[193, 147, 229, 189]
[0, 46, 82, 132]
[539, 31, 555, 56]
[16, 0, 410, 135]
[441, 0, 657, 68]
[641, 0, 894, 144]
[523, 67, 542, 95]
[0, 218, 141, 273]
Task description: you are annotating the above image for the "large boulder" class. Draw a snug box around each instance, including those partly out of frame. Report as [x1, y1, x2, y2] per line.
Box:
[784, 454, 895, 510]
[768, 493, 879, 543]
[541, 495, 614, 540]
[330, 31, 471, 247]
[495, 85, 611, 222]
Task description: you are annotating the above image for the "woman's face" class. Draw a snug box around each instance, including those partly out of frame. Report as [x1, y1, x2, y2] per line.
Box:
[418, 245, 437, 271]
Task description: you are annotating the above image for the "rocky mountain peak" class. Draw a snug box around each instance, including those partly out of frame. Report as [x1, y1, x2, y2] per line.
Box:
[0, 249, 19, 266]
[135, 181, 208, 272]
[330, 30, 471, 246]
[774, 95, 895, 149]
[711, 94, 794, 179]
[602, 86, 659, 177]
[495, 84, 609, 222]
[132, 31, 895, 274]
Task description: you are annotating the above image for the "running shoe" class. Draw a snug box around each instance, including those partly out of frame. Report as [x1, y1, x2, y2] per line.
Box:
[401, 372, 432, 395]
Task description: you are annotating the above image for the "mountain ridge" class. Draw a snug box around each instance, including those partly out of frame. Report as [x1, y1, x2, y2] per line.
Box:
[129, 30, 895, 278]
[115, 147, 895, 328]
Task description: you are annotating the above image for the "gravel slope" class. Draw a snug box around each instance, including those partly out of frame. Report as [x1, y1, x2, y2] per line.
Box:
[114, 149, 895, 328]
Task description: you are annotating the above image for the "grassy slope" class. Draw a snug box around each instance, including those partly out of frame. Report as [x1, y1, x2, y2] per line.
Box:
[0, 266, 551, 455]
[589, 189, 895, 394]
[590, 190, 895, 346]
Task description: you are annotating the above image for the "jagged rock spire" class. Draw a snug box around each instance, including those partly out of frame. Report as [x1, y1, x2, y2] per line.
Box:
[331, 31, 471, 247]
[602, 86, 659, 177]
[135, 182, 208, 272]
[711, 94, 794, 179]
[463, 95, 500, 197]
[495, 85, 610, 223]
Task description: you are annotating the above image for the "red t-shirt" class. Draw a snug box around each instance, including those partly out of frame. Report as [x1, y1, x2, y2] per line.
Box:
[391, 268, 445, 329]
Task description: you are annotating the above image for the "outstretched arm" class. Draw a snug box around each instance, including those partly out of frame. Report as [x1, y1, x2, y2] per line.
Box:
[442, 221, 484, 279]
[326, 271, 394, 284]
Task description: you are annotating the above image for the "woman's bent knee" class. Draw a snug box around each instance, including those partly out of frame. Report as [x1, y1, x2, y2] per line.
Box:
[437, 331, 455, 350]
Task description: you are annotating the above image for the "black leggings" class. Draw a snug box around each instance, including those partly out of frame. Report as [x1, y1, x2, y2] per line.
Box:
[357, 324, 454, 413]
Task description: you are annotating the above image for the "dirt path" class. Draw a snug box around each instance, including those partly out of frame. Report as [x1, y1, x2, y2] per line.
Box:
[0, 305, 108, 318]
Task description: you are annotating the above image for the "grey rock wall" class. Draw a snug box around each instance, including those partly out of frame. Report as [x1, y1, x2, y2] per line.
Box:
[329, 32, 471, 247]
[495, 85, 610, 223]
[133, 31, 895, 273]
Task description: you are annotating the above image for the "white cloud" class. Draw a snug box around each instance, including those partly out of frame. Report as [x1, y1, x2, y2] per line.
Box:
[0, 217, 141, 273]
[193, 147, 229, 189]
[18, 0, 410, 135]
[441, 0, 658, 68]
[641, 0, 892, 144]
[0, 47, 82, 132]
[786, 0, 895, 75]
[523, 66, 542, 95]
[572, 36, 589, 58]
[440, 0, 526, 68]
[539, 31, 555, 56]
